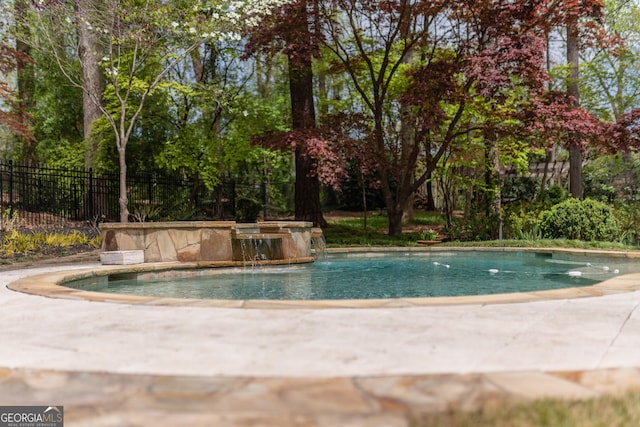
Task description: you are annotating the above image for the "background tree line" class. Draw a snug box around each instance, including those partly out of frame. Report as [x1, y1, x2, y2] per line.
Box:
[2, 0, 640, 239]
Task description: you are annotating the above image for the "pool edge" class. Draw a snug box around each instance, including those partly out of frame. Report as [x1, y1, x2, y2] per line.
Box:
[7, 247, 640, 309]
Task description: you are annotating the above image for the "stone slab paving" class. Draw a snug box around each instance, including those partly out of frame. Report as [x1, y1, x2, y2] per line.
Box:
[1, 368, 640, 426]
[2, 261, 640, 425]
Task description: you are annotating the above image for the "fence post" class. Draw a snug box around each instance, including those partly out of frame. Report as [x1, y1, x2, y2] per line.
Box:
[8, 160, 13, 216]
[88, 168, 94, 220]
[148, 173, 153, 203]
[0, 161, 3, 210]
[261, 177, 268, 220]
[231, 180, 236, 219]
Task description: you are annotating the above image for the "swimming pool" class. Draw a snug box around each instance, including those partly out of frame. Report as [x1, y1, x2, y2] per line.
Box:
[65, 250, 637, 301]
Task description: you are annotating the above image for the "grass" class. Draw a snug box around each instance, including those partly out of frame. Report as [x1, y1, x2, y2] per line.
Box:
[416, 392, 640, 427]
[323, 222, 424, 246]
[438, 238, 638, 250]
[323, 211, 640, 251]
[323, 211, 445, 246]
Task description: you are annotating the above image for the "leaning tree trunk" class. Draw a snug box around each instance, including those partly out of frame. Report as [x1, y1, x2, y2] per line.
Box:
[425, 170, 436, 211]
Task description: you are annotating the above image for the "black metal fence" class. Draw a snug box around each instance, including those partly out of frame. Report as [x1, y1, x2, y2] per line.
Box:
[0, 160, 294, 228]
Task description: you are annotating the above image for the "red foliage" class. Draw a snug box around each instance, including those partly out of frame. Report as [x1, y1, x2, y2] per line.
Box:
[404, 0, 613, 155]
[611, 109, 640, 152]
[402, 54, 465, 129]
[251, 113, 378, 190]
[0, 42, 35, 142]
[466, 33, 549, 97]
[524, 91, 613, 151]
[251, 0, 617, 194]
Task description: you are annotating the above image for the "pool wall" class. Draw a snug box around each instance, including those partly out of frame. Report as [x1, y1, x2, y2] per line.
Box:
[100, 221, 316, 263]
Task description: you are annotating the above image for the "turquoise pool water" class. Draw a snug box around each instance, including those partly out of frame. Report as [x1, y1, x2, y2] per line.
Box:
[69, 251, 636, 300]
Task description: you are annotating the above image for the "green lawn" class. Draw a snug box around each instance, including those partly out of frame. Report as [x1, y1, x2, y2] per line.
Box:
[323, 211, 445, 246]
[322, 211, 639, 251]
[417, 391, 640, 427]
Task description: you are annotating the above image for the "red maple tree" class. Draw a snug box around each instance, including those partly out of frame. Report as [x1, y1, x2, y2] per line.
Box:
[0, 40, 34, 142]
[251, 0, 618, 235]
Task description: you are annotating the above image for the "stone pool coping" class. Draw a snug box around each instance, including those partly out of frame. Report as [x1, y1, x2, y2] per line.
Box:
[8, 246, 640, 309]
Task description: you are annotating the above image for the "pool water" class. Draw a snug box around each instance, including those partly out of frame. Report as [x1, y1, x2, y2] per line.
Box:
[70, 252, 634, 300]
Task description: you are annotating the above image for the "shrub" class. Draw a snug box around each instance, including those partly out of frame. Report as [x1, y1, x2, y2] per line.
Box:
[543, 184, 568, 206]
[447, 213, 501, 242]
[0, 209, 20, 232]
[504, 202, 544, 240]
[131, 201, 162, 222]
[613, 201, 640, 246]
[501, 176, 539, 203]
[235, 197, 263, 222]
[539, 198, 619, 241]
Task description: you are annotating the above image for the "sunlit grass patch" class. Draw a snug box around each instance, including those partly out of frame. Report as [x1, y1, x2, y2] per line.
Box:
[417, 392, 640, 427]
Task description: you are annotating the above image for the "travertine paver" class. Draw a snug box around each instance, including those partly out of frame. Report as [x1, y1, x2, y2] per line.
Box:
[2, 253, 640, 425]
[1, 368, 640, 426]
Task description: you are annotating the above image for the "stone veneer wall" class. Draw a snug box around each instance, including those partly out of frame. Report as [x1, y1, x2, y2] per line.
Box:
[100, 221, 315, 263]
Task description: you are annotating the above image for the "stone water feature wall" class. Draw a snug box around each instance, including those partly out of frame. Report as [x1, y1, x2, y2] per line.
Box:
[100, 221, 316, 263]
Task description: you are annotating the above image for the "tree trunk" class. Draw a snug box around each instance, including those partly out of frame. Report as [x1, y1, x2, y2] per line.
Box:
[439, 169, 455, 228]
[76, 0, 104, 168]
[567, 16, 583, 199]
[387, 206, 404, 237]
[383, 177, 411, 236]
[294, 147, 325, 226]
[425, 171, 436, 211]
[289, 63, 326, 227]
[391, 2, 415, 228]
[14, 0, 36, 165]
[118, 146, 129, 223]
[623, 150, 633, 201]
[538, 150, 551, 203]
[484, 127, 502, 239]
[568, 146, 583, 198]
[75, 0, 105, 220]
[380, 85, 416, 234]
[287, 3, 326, 228]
